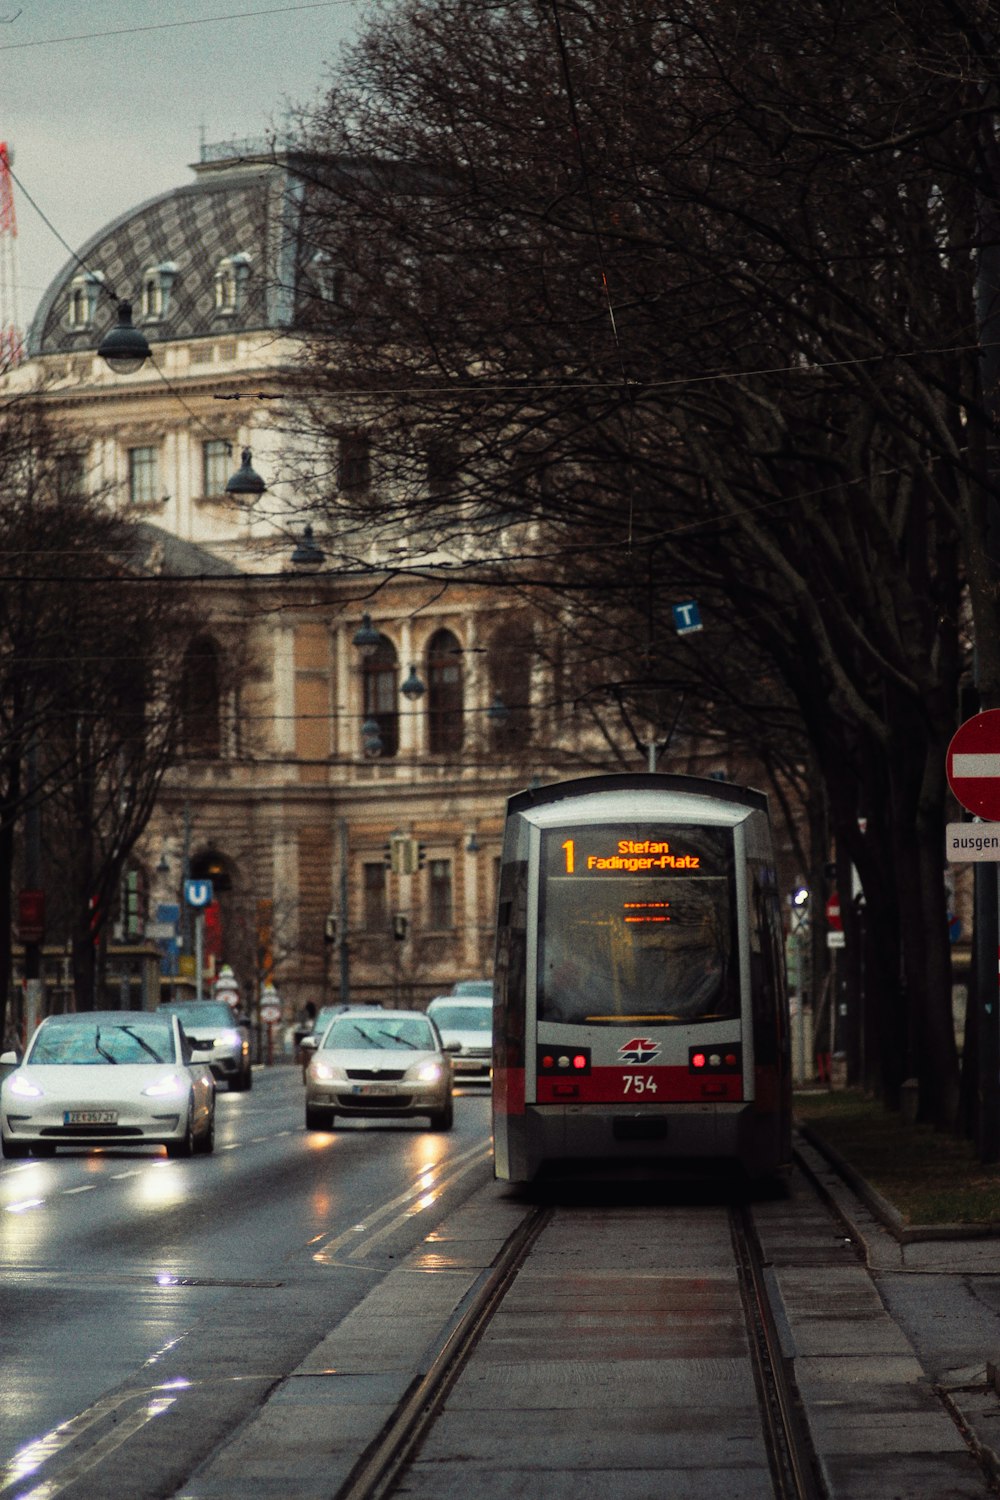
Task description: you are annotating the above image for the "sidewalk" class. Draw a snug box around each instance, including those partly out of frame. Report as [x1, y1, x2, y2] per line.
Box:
[796, 1127, 1000, 1492]
[178, 1141, 1000, 1499]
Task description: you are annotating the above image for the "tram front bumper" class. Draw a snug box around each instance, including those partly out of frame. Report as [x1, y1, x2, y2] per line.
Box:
[518, 1101, 777, 1179]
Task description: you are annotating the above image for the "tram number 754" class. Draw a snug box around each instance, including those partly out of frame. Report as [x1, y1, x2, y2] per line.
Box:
[622, 1074, 658, 1095]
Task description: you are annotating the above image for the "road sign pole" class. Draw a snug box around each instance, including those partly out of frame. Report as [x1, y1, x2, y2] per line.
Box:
[975, 867, 1000, 1162]
[195, 911, 204, 1002]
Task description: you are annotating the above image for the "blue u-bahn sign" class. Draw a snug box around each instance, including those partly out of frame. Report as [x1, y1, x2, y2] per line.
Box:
[184, 879, 214, 909]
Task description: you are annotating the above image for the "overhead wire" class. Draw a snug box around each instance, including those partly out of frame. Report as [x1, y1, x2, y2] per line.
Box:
[0, 2, 358, 52]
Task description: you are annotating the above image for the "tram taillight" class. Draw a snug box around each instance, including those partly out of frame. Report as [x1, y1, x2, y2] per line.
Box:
[688, 1045, 741, 1074]
[537, 1045, 591, 1076]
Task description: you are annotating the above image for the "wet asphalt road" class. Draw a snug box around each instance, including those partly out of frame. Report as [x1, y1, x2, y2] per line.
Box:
[0, 1066, 494, 1498]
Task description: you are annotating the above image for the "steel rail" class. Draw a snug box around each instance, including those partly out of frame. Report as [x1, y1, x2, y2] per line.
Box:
[730, 1202, 826, 1500]
[335, 1201, 552, 1500]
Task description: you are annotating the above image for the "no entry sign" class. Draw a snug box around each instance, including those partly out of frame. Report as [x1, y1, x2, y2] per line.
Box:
[947, 710, 1000, 820]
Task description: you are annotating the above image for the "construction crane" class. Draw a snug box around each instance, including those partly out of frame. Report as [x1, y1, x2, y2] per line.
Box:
[0, 142, 23, 366]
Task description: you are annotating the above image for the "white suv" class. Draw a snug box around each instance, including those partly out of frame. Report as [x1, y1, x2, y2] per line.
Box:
[426, 996, 492, 1082]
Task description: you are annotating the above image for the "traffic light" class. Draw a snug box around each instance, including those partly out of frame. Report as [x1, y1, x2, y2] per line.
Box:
[383, 841, 392, 868]
[388, 834, 420, 874]
[417, 842, 427, 870]
[324, 913, 338, 944]
[393, 913, 409, 941]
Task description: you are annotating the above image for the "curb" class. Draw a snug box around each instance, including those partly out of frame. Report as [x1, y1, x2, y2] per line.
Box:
[794, 1121, 1000, 1245]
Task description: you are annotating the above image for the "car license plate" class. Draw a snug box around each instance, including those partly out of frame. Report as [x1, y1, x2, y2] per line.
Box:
[352, 1085, 390, 1097]
[64, 1110, 118, 1125]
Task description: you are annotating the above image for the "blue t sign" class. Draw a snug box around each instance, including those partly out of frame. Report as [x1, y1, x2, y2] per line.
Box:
[184, 879, 214, 908]
[672, 600, 703, 635]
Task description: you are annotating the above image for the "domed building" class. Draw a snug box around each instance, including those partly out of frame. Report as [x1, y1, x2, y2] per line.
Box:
[11, 142, 589, 1024]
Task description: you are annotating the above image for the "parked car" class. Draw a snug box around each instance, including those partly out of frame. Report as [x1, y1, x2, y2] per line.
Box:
[426, 995, 493, 1081]
[451, 979, 493, 998]
[0, 1010, 216, 1159]
[158, 1000, 252, 1091]
[304, 1008, 454, 1131]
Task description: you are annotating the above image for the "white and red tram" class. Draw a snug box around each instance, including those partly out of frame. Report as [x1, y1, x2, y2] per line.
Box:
[492, 774, 792, 1183]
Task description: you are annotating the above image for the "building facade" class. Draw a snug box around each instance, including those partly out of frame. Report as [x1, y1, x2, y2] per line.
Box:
[13, 143, 631, 1022]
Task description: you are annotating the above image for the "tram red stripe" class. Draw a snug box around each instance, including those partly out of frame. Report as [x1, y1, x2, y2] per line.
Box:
[536, 1067, 742, 1105]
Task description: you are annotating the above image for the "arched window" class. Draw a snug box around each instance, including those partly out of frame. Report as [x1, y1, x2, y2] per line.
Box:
[363, 635, 399, 758]
[489, 620, 533, 749]
[181, 635, 222, 758]
[427, 629, 464, 754]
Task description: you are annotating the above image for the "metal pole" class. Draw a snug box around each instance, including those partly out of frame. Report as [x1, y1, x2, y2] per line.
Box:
[975, 97, 1000, 1160]
[339, 817, 350, 1004]
[195, 911, 204, 1002]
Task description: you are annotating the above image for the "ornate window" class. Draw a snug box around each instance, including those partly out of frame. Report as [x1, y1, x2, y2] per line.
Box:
[489, 619, 534, 747]
[337, 432, 370, 492]
[128, 446, 160, 506]
[67, 271, 104, 329]
[362, 635, 399, 758]
[181, 635, 222, 758]
[141, 262, 178, 321]
[214, 253, 252, 314]
[202, 439, 231, 497]
[427, 629, 464, 754]
[363, 863, 387, 931]
[427, 859, 453, 929]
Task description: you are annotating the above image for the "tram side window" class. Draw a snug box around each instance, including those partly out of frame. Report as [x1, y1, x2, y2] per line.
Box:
[537, 823, 739, 1026]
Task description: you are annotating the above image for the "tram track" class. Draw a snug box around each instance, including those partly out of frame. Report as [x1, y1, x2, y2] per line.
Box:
[335, 1202, 553, 1500]
[335, 1194, 826, 1500]
[730, 1201, 825, 1500]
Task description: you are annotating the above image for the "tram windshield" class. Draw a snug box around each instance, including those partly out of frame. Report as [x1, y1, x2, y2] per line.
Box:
[538, 822, 738, 1025]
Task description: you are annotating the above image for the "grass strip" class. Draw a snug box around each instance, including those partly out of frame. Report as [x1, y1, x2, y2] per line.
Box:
[794, 1088, 1000, 1227]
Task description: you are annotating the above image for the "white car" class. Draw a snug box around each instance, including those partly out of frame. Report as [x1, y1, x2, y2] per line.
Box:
[1, 1010, 216, 1159]
[305, 1009, 454, 1131]
[426, 995, 493, 1081]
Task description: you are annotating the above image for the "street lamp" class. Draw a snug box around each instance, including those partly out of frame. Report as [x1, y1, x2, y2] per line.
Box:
[352, 612, 381, 658]
[225, 447, 267, 498]
[361, 717, 384, 758]
[290, 524, 324, 569]
[400, 665, 426, 701]
[486, 695, 510, 726]
[97, 300, 152, 374]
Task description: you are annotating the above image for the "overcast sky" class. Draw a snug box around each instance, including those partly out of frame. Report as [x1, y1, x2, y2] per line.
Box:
[1, 0, 367, 329]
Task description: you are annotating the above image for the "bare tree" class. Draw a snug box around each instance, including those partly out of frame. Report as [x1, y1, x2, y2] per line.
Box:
[0, 397, 203, 1026]
[280, 0, 999, 1126]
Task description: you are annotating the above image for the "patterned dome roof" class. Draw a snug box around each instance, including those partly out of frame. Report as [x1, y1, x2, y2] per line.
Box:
[28, 151, 307, 357]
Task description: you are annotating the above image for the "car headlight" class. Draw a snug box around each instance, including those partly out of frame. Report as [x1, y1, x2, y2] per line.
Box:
[8, 1073, 43, 1098]
[414, 1062, 443, 1084]
[221, 1029, 242, 1047]
[142, 1074, 187, 1098]
[311, 1061, 336, 1081]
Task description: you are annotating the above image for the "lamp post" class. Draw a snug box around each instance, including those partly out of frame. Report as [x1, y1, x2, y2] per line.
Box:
[97, 300, 152, 374]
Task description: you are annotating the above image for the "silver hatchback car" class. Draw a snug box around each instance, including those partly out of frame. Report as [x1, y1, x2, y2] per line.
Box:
[305, 1009, 454, 1131]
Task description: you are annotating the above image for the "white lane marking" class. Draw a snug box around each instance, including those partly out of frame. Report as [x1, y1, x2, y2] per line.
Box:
[9, 1396, 178, 1500]
[61, 1185, 95, 1196]
[110, 1170, 144, 1180]
[312, 1140, 491, 1266]
[5, 1198, 44, 1214]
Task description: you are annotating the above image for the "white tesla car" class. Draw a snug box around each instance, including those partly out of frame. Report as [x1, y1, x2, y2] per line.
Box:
[0, 1010, 216, 1159]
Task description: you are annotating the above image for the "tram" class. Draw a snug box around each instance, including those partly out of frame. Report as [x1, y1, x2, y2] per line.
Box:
[492, 773, 792, 1183]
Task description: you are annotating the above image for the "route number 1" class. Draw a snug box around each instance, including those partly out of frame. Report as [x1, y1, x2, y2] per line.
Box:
[562, 839, 575, 873]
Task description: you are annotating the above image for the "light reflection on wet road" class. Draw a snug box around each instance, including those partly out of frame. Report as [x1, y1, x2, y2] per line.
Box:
[0, 1068, 493, 1495]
